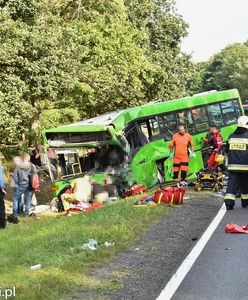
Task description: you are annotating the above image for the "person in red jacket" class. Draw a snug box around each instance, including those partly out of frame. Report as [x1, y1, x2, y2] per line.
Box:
[168, 124, 195, 184]
[202, 125, 223, 171]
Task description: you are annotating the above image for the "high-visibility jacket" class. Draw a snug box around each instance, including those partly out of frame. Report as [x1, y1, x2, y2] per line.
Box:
[169, 133, 194, 157]
[205, 131, 223, 152]
[226, 127, 248, 172]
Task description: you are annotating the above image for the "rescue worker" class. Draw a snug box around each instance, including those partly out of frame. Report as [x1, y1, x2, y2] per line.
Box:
[168, 124, 195, 185]
[202, 125, 223, 171]
[224, 116, 248, 210]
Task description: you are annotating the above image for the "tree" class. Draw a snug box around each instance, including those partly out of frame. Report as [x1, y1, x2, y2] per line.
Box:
[0, 0, 194, 152]
[0, 0, 80, 147]
[202, 43, 248, 100]
[124, 0, 193, 100]
[185, 62, 209, 95]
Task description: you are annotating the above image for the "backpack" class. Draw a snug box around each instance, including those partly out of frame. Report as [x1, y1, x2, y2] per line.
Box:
[153, 186, 186, 205]
[29, 171, 40, 191]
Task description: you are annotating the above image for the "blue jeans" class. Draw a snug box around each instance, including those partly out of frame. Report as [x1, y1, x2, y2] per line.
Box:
[13, 185, 32, 218]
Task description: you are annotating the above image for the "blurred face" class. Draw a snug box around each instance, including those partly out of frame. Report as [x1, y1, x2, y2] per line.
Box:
[178, 126, 185, 135]
[210, 127, 218, 134]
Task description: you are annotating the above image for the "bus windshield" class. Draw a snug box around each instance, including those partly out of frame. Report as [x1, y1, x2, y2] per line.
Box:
[50, 144, 125, 181]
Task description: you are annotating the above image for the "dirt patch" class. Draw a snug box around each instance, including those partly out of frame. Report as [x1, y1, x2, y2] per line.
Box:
[69, 190, 223, 300]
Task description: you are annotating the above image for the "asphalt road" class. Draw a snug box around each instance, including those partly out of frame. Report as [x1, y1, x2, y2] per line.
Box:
[70, 189, 223, 300]
[173, 198, 248, 300]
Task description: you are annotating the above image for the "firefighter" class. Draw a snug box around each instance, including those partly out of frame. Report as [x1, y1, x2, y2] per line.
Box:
[224, 116, 248, 210]
[202, 125, 223, 171]
[168, 124, 195, 185]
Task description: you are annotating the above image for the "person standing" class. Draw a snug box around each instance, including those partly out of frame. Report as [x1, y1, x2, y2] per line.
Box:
[12, 153, 33, 219]
[30, 149, 41, 170]
[202, 125, 223, 171]
[224, 116, 248, 210]
[0, 159, 6, 229]
[168, 124, 195, 184]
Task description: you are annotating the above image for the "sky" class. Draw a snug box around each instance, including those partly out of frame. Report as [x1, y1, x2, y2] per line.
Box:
[175, 0, 248, 62]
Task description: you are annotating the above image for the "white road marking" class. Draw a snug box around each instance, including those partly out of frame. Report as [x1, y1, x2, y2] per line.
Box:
[157, 202, 226, 300]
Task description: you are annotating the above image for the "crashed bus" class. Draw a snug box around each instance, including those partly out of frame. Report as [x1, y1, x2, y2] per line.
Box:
[43, 89, 243, 195]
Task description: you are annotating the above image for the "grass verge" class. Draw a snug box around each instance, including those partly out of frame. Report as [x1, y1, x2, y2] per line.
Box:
[0, 189, 172, 300]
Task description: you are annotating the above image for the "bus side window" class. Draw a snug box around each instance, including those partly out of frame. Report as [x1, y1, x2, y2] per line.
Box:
[233, 100, 242, 118]
[221, 101, 237, 125]
[207, 103, 223, 127]
[191, 106, 209, 132]
[177, 111, 194, 134]
[158, 113, 177, 141]
[148, 117, 161, 141]
[125, 122, 148, 155]
[139, 121, 150, 141]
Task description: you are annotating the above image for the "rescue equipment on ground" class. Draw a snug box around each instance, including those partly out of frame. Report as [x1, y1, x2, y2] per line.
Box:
[124, 184, 147, 197]
[133, 195, 156, 207]
[153, 185, 186, 205]
[195, 169, 224, 192]
[225, 223, 248, 234]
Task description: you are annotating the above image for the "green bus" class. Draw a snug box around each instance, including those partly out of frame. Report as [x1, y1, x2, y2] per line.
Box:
[43, 89, 243, 195]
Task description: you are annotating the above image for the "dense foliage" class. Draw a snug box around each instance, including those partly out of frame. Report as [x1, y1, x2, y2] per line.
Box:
[0, 0, 191, 152]
[186, 42, 248, 101]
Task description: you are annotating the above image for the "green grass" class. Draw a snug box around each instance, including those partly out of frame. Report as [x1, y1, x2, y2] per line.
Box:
[0, 189, 172, 299]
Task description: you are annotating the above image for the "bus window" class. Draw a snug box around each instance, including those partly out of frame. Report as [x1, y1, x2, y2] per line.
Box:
[207, 103, 223, 127]
[149, 117, 159, 136]
[58, 152, 82, 178]
[177, 111, 194, 134]
[125, 122, 148, 154]
[148, 117, 161, 141]
[139, 121, 150, 140]
[191, 106, 209, 132]
[178, 111, 187, 125]
[233, 100, 242, 118]
[158, 113, 177, 141]
[221, 101, 237, 125]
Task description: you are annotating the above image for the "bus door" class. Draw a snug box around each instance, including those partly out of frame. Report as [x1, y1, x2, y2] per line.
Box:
[124, 122, 158, 187]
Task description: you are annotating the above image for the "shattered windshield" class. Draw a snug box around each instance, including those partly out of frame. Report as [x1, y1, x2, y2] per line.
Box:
[49, 145, 125, 180]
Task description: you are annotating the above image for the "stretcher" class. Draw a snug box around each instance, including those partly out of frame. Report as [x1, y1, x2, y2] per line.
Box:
[194, 169, 224, 192]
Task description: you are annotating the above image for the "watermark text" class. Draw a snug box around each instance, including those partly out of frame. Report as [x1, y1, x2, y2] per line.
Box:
[0, 287, 16, 299]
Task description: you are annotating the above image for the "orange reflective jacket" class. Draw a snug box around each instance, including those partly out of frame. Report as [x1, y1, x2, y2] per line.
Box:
[169, 133, 194, 157]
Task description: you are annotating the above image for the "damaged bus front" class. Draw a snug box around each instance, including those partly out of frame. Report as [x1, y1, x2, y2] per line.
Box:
[43, 122, 132, 196]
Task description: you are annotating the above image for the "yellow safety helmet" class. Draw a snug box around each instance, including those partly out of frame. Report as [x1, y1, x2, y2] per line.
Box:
[215, 154, 224, 164]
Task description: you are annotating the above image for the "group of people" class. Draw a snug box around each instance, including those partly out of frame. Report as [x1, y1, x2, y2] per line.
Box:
[168, 115, 248, 211]
[1, 116, 248, 229]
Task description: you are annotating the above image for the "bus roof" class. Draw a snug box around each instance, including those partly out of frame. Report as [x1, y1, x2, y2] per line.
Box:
[45, 89, 240, 134]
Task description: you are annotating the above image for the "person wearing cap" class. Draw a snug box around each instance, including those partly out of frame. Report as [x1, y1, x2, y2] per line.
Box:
[0, 158, 6, 229]
[224, 116, 248, 210]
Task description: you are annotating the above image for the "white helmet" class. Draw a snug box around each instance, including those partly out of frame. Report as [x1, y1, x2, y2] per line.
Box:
[238, 116, 248, 129]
